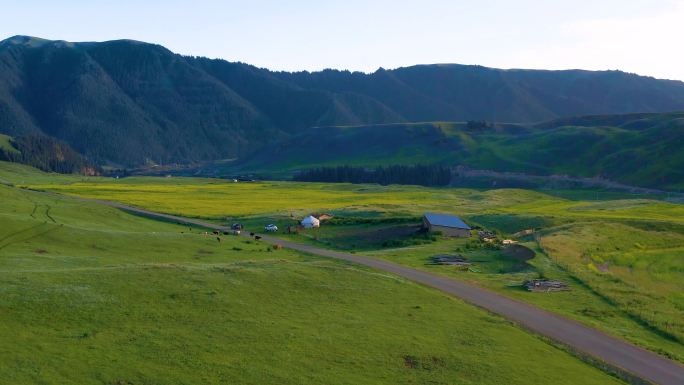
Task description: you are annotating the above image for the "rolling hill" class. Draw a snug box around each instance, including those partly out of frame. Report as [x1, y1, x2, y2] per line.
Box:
[2, 35, 684, 168]
[235, 113, 684, 190]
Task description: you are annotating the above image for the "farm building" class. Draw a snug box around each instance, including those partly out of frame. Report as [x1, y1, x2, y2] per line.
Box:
[422, 212, 471, 237]
[301, 215, 320, 228]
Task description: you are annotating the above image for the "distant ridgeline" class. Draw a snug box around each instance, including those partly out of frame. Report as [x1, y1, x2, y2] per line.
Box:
[0, 134, 90, 174]
[293, 165, 452, 186]
[3, 35, 684, 170]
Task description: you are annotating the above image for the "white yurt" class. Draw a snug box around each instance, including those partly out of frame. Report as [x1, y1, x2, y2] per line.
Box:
[301, 215, 320, 229]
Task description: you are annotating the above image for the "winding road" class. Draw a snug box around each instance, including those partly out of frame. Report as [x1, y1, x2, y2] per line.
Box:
[73, 196, 684, 385]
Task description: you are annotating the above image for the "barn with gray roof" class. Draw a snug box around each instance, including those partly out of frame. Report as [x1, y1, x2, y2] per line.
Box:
[422, 212, 471, 237]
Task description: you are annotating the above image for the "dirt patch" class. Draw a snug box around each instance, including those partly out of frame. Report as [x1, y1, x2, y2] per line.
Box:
[501, 244, 535, 261]
[595, 262, 610, 272]
[429, 254, 470, 266]
[90, 244, 107, 251]
[403, 355, 419, 369]
[34, 248, 47, 254]
[492, 245, 536, 273]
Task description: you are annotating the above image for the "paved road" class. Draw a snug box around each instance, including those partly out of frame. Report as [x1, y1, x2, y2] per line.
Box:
[79, 197, 684, 385]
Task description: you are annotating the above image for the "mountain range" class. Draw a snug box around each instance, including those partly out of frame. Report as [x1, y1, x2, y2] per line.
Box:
[2, 35, 684, 169]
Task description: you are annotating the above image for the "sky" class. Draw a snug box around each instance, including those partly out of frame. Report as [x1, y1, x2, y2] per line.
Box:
[3, 0, 684, 80]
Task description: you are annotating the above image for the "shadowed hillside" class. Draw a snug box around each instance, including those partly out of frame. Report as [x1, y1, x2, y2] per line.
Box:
[2, 35, 684, 168]
[235, 113, 684, 189]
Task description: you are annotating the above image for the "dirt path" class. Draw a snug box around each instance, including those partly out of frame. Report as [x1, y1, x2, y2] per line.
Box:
[41, 193, 684, 385]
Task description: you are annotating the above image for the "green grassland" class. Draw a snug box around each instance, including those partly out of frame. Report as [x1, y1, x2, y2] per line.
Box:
[0, 161, 87, 185]
[0, 168, 626, 384]
[25, 179, 684, 223]
[12, 162, 683, 364]
[0, 134, 19, 156]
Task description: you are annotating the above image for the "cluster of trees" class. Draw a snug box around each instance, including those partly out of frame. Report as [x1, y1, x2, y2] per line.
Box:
[293, 164, 452, 186]
[0, 134, 88, 174]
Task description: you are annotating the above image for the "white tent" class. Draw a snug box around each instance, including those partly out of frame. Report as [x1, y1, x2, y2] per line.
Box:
[301, 215, 320, 228]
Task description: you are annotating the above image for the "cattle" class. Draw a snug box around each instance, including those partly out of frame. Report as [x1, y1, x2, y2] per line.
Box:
[216, 237, 221, 242]
[254, 235, 262, 241]
[250, 232, 255, 236]
[212, 230, 220, 235]
[222, 231, 229, 235]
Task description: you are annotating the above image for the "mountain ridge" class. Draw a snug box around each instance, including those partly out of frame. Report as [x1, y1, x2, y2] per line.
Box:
[2, 35, 684, 170]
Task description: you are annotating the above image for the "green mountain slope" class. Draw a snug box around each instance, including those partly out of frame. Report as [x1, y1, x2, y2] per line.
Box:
[0, 36, 280, 166]
[2, 35, 684, 168]
[236, 113, 684, 189]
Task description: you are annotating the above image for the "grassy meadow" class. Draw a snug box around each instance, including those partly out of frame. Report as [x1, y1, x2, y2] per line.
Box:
[4, 161, 684, 365]
[0, 164, 628, 384]
[0, 134, 18, 156]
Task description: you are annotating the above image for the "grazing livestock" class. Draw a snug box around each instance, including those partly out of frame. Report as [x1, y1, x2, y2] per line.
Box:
[212, 230, 219, 235]
[216, 237, 221, 243]
[250, 232, 255, 236]
[254, 235, 262, 240]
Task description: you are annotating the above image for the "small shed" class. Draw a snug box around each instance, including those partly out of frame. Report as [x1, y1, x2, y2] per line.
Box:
[301, 215, 320, 229]
[423, 212, 471, 237]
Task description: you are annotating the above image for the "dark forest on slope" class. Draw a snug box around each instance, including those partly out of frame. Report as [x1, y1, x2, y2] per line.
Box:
[2, 35, 684, 169]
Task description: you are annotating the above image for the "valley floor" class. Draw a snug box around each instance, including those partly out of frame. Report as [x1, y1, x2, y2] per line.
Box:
[0, 164, 628, 384]
[2, 161, 683, 383]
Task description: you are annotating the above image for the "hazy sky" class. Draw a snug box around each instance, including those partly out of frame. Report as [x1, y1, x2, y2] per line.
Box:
[3, 0, 684, 80]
